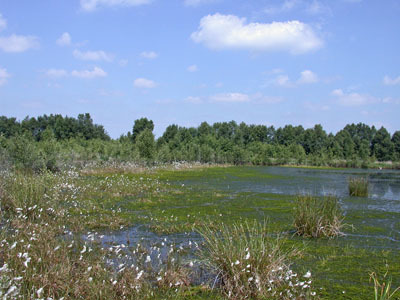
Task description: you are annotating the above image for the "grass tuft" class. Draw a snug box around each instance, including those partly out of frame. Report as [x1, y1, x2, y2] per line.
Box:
[197, 220, 317, 299]
[348, 177, 369, 197]
[370, 271, 400, 300]
[293, 194, 346, 238]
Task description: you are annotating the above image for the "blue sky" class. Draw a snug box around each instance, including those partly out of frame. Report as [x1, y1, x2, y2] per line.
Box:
[0, 0, 399, 138]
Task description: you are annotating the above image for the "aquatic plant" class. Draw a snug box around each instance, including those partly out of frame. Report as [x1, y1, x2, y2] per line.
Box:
[348, 177, 369, 197]
[293, 194, 345, 238]
[370, 271, 400, 300]
[197, 220, 317, 299]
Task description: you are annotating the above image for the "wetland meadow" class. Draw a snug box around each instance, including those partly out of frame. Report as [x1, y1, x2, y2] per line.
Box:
[1, 163, 399, 299]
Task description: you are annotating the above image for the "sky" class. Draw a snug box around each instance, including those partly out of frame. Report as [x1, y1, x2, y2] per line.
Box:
[0, 0, 399, 138]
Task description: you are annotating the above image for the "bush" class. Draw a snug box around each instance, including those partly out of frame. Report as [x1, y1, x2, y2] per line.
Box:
[348, 177, 368, 197]
[197, 220, 317, 299]
[293, 194, 346, 238]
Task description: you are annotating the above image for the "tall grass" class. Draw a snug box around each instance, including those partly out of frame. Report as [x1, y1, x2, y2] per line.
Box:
[348, 177, 369, 197]
[293, 194, 345, 238]
[197, 220, 317, 299]
[370, 271, 400, 300]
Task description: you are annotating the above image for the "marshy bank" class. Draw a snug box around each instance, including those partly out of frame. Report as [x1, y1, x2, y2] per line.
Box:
[1, 164, 400, 299]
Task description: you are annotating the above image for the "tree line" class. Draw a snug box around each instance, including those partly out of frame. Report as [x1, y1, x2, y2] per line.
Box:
[0, 114, 399, 171]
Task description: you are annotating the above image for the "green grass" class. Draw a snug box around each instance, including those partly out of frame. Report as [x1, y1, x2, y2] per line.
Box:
[197, 220, 317, 299]
[348, 177, 369, 197]
[293, 194, 347, 238]
[370, 270, 400, 300]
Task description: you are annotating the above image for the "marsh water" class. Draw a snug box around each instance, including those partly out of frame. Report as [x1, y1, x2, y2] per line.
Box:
[85, 166, 400, 297]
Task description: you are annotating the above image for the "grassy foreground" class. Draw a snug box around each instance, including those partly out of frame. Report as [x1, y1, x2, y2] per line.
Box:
[1, 164, 399, 299]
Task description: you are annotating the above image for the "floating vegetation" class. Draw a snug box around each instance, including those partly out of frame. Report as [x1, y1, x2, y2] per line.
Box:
[348, 177, 369, 197]
[293, 195, 346, 238]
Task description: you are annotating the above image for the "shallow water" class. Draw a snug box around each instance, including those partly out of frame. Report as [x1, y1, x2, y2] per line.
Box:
[83, 166, 400, 298]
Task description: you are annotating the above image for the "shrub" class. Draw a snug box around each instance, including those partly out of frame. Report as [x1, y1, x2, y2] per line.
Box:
[348, 177, 368, 197]
[293, 194, 345, 238]
[197, 220, 317, 299]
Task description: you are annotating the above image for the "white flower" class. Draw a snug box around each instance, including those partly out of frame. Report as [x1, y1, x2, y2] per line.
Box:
[245, 252, 250, 260]
[136, 270, 144, 280]
[303, 271, 311, 278]
[248, 277, 253, 282]
[37, 287, 44, 297]
[145, 255, 151, 263]
[80, 246, 86, 254]
[234, 260, 240, 265]
[23, 257, 31, 267]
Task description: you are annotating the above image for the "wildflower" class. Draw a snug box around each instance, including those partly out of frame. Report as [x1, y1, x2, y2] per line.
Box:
[145, 255, 151, 263]
[23, 257, 31, 267]
[245, 252, 250, 260]
[37, 287, 44, 297]
[234, 260, 240, 265]
[80, 246, 86, 254]
[88, 277, 93, 282]
[303, 271, 311, 278]
[136, 270, 144, 280]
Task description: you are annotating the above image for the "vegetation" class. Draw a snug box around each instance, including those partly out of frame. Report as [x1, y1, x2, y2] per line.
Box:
[197, 220, 316, 299]
[348, 177, 369, 197]
[293, 195, 346, 238]
[370, 271, 400, 300]
[1, 114, 400, 171]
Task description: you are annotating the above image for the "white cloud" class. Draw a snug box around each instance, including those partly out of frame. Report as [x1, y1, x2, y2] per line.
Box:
[0, 13, 7, 31]
[271, 70, 319, 87]
[298, 70, 319, 84]
[0, 34, 39, 53]
[0, 67, 10, 86]
[184, 0, 217, 7]
[46, 69, 68, 78]
[73, 49, 114, 62]
[140, 51, 158, 59]
[210, 93, 250, 103]
[71, 67, 107, 79]
[191, 14, 323, 54]
[383, 75, 400, 86]
[331, 89, 377, 106]
[134, 78, 156, 88]
[187, 64, 198, 72]
[56, 32, 71, 47]
[274, 75, 294, 88]
[80, 0, 152, 11]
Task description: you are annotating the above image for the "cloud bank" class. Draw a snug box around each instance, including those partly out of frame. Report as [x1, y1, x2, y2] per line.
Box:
[191, 14, 323, 54]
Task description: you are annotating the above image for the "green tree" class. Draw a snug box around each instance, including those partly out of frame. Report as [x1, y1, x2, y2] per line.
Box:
[392, 131, 400, 161]
[136, 128, 155, 162]
[132, 118, 154, 142]
[371, 127, 394, 161]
